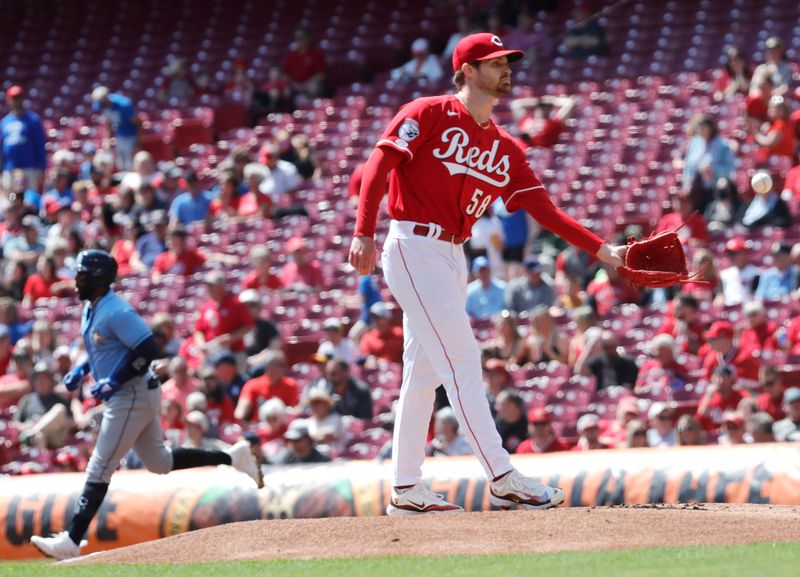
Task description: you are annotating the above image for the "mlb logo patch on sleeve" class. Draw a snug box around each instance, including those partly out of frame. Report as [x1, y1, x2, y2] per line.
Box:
[398, 119, 420, 141]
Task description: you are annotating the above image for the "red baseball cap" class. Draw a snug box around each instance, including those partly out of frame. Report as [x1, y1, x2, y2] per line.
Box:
[6, 86, 23, 99]
[528, 406, 550, 424]
[452, 33, 524, 72]
[705, 321, 734, 340]
[725, 238, 747, 252]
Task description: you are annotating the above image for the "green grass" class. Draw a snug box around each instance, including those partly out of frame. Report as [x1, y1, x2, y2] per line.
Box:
[2, 542, 797, 577]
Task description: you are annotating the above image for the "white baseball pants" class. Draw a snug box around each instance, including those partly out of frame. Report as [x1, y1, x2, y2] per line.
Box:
[382, 220, 513, 486]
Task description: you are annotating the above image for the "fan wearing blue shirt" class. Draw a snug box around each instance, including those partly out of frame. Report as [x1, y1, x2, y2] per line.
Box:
[169, 169, 212, 225]
[466, 256, 507, 319]
[0, 86, 46, 192]
[91, 86, 139, 170]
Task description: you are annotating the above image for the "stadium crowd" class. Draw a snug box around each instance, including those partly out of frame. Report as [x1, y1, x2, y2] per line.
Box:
[1, 1, 800, 475]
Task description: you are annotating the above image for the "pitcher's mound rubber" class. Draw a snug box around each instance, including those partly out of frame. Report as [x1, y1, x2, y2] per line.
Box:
[71, 504, 800, 564]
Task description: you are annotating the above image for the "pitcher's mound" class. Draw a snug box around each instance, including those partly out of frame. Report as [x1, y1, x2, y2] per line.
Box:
[72, 504, 800, 564]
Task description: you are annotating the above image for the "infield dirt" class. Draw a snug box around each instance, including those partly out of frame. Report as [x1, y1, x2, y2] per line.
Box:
[69, 504, 800, 564]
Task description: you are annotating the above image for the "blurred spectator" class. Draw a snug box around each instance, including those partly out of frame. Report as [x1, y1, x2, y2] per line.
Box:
[586, 266, 640, 317]
[517, 305, 569, 365]
[503, 9, 546, 59]
[391, 38, 443, 84]
[13, 363, 71, 448]
[713, 46, 751, 101]
[0, 298, 31, 344]
[483, 358, 511, 416]
[739, 301, 778, 352]
[258, 142, 302, 202]
[755, 365, 785, 421]
[360, 302, 403, 365]
[466, 257, 506, 319]
[740, 170, 792, 229]
[719, 411, 746, 445]
[131, 183, 168, 230]
[681, 249, 719, 299]
[302, 387, 346, 455]
[151, 225, 206, 282]
[197, 369, 235, 426]
[718, 238, 760, 306]
[655, 194, 710, 245]
[29, 319, 56, 365]
[696, 364, 749, 431]
[316, 318, 356, 365]
[516, 407, 569, 454]
[704, 178, 742, 232]
[253, 67, 292, 116]
[747, 411, 775, 443]
[151, 312, 181, 358]
[492, 200, 528, 281]
[599, 397, 640, 448]
[212, 351, 247, 405]
[563, 2, 607, 58]
[222, 58, 254, 104]
[494, 390, 527, 454]
[504, 255, 554, 314]
[5, 215, 45, 273]
[681, 115, 735, 212]
[746, 74, 773, 125]
[347, 274, 382, 344]
[241, 245, 282, 292]
[194, 271, 254, 364]
[754, 242, 797, 301]
[235, 352, 298, 421]
[209, 173, 242, 220]
[133, 210, 169, 268]
[737, 395, 759, 421]
[482, 310, 525, 363]
[0, 325, 12, 375]
[42, 169, 74, 209]
[1, 86, 46, 192]
[569, 306, 602, 370]
[239, 163, 271, 219]
[22, 255, 72, 308]
[282, 29, 327, 100]
[161, 357, 200, 413]
[646, 402, 676, 447]
[255, 397, 288, 444]
[585, 331, 639, 390]
[702, 321, 760, 384]
[511, 95, 575, 149]
[773, 387, 800, 442]
[238, 289, 281, 361]
[160, 57, 194, 102]
[752, 37, 795, 97]
[753, 96, 796, 163]
[572, 413, 608, 451]
[468, 210, 504, 274]
[181, 411, 225, 450]
[427, 407, 472, 457]
[443, 15, 474, 58]
[676, 414, 703, 446]
[91, 86, 139, 171]
[635, 334, 689, 393]
[169, 170, 210, 225]
[308, 359, 372, 420]
[154, 162, 184, 203]
[276, 421, 331, 464]
[110, 217, 143, 278]
[282, 134, 320, 181]
[280, 237, 323, 291]
[626, 419, 649, 448]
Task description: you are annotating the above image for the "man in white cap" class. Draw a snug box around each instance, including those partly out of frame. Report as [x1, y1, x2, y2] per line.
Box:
[646, 402, 676, 447]
[91, 86, 139, 170]
[572, 413, 608, 451]
[391, 37, 444, 84]
[317, 317, 356, 364]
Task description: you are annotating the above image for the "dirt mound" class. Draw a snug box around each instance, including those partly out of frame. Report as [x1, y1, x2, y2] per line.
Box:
[72, 504, 800, 564]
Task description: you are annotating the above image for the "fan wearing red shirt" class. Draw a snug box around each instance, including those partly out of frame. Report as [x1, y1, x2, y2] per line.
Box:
[657, 293, 706, 355]
[755, 96, 796, 162]
[198, 366, 236, 426]
[696, 364, 749, 431]
[739, 301, 778, 352]
[755, 366, 786, 421]
[152, 225, 206, 282]
[516, 407, 570, 454]
[784, 162, 800, 204]
[234, 352, 298, 421]
[239, 163, 273, 219]
[785, 315, 800, 354]
[282, 28, 326, 98]
[281, 237, 324, 290]
[701, 321, 761, 384]
[194, 270, 254, 357]
[241, 245, 282, 291]
[209, 174, 241, 219]
[655, 194, 710, 245]
[745, 75, 772, 123]
[360, 302, 404, 364]
[586, 267, 640, 317]
[22, 256, 72, 309]
[0, 326, 13, 376]
[512, 95, 575, 149]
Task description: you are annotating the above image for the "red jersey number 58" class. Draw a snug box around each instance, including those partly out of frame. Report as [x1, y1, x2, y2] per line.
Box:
[465, 188, 493, 218]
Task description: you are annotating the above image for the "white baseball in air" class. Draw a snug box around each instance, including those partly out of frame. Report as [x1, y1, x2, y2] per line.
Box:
[751, 171, 773, 194]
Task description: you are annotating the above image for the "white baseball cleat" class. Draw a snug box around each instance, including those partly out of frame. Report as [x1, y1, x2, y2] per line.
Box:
[490, 469, 566, 510]
[225, 440, 264, 488]
[30, 531, 85, 560]
[386, 482, 464, 515]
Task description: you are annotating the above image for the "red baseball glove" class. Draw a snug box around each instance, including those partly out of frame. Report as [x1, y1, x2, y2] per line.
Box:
[616, 227, 710, 288]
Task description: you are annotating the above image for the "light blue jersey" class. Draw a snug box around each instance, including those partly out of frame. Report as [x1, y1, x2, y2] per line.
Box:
[81, 291, 152, 383]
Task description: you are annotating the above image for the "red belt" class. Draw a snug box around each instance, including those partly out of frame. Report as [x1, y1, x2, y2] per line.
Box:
[412, 224, 469, 245]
